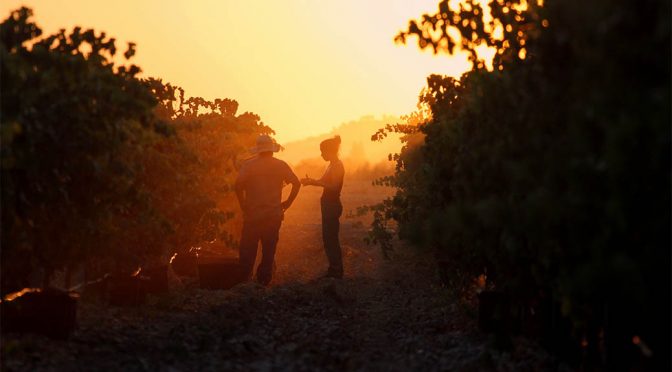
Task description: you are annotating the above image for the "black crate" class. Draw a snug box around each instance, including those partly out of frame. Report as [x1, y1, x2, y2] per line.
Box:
[1, 288, 78, 339]
[198, 257, 245, 290]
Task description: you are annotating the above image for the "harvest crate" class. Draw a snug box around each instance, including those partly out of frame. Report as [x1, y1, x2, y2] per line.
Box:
[108, 275, 147, 306]
[197, 257, 245, 290]
[1, 288, 78, 339]
[171, 252, 199, 277]
[140, 265, 168, 294]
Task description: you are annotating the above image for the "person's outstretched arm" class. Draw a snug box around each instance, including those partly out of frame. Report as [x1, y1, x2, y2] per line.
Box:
[301, 162, 343, 192]
[302, 175, 327, 188]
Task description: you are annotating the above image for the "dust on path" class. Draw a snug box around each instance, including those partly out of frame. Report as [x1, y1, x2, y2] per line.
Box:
[1, 181, 554, 371]
[273, 180, 387, 284]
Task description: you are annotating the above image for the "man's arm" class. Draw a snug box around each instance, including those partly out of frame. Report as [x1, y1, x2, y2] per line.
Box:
[281, 164, 301, 210]
[281, 178, 301, 210]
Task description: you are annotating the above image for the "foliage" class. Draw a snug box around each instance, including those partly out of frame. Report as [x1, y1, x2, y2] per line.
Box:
[141, 79, 274, 257]
[1, 8, 271, 292]
[1, 7, 159, 288]
[374, 0, 670, 365]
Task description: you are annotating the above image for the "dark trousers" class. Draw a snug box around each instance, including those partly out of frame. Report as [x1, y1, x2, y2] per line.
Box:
[321, 200, 343, 277]
[239, 216, 282, 285]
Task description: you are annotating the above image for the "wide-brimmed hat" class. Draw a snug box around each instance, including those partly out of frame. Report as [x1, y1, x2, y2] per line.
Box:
[250, 134, 280, 153]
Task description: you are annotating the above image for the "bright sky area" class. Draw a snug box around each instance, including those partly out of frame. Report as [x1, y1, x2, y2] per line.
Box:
[1, 0, 476, 143]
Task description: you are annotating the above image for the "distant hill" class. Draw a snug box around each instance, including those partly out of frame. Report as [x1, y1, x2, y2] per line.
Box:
[279, 115, 403, 167]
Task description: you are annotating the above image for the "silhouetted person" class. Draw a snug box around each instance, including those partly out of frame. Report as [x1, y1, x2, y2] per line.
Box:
[235, 134, 300, 286]
[301, 136, 345, 278]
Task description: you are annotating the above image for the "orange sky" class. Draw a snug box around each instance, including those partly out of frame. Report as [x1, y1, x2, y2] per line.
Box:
[2, 1, 479, 143]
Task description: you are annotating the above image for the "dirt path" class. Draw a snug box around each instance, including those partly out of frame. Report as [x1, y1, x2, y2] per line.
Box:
[1, 182, 553, 371]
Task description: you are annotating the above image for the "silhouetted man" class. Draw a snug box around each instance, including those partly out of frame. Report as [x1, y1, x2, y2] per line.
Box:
[235, 134, 300, 286]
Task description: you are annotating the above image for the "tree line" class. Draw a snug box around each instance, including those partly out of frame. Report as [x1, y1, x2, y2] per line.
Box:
[1, 8, 272, 293]
[372, 0, 670, 368]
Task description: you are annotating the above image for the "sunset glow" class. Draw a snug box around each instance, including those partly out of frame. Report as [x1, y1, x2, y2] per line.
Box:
[2, 1, 668, 369]
[0, 0, 479, 143]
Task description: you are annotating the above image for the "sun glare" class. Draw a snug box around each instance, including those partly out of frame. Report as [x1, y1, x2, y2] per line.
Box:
[0, 0, 477, 143]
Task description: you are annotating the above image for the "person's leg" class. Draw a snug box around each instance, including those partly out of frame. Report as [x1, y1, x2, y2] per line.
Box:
[257, 217, 282, 285]
[321, 201, 343, 278]
[239, 219, 260, 281]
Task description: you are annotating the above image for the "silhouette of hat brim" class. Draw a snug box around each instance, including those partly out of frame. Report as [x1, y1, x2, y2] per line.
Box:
[250, 143, 281, 153]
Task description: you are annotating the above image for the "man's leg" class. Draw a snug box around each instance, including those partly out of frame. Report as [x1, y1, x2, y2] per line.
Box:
[257, 217, 282, 286]
[239, 219, 260, 281]
[321, 202, 343, 278]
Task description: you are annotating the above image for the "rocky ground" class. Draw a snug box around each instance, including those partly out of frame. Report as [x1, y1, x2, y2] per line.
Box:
[1, 181, 561, 371]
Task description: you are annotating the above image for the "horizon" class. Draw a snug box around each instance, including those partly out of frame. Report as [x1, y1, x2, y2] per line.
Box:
[278, 114, 402, 167]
